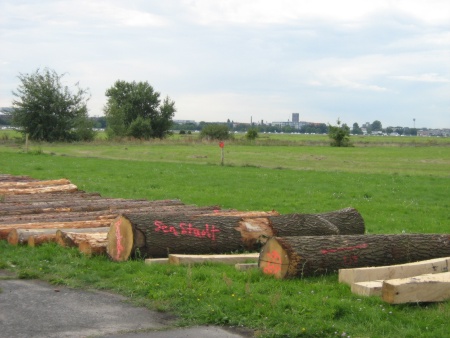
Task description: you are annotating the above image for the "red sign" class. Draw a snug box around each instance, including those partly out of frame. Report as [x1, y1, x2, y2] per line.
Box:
[219, 141, 224, 148]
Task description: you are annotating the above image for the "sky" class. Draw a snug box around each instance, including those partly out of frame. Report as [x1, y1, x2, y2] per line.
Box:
[1, 0, 449, 129]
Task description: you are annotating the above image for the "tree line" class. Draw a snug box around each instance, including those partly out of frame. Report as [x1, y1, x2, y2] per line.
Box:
[9, 68, 176, 142]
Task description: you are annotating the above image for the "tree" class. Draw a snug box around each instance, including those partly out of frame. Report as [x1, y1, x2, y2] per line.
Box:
[371, 120, 382, 131]
[104, 80, 176, 139]
[328, 119, 351, 147]
[352, 123, 363, 135]
[200, 124, 231, 140]
[11, 68, 94, 142]
[246, 128, 258, 140]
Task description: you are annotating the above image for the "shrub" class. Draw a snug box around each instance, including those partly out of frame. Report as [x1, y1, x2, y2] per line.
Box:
[200, 124, 231, 140]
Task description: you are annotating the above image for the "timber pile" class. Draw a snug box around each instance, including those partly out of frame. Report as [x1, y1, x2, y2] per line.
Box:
[0, 174, 224, 255]
[106, 207, 365, 261]
[339, 257, 450, 304]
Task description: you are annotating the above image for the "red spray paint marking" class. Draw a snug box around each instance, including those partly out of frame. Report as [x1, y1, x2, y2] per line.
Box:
[115, 218, 124, 260]
[321, 243, 368, 255]
[263, 250, 282, 275]
[154, 220, 220, 241]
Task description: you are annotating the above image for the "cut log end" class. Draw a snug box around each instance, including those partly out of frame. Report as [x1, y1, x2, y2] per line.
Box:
[107, 216, 134, 261]
[258, 237, 291, 279]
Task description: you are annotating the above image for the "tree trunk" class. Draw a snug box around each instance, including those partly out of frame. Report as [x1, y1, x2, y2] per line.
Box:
[55, 230, 108, 249]
[0, 220, 112, 240]
[0, 178, 71, 188]
[0, 198, 187, 216]
[28, 234, 57, 247]
[1, 191, 102, 203]
[0, 184, 79, 195]
[259, 234, 450, 279]
[107, 208, 365, 261]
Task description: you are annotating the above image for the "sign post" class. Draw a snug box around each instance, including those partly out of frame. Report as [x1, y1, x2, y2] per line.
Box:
[219, 141, 224, 166]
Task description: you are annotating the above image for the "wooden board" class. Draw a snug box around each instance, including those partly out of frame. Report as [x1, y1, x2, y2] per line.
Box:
[144, 258, 169, 265]
[168, 253, 259, 265]
[339, 256, 450, 285]
[382, 272, 450, 304]
[351, 281, 383, 297]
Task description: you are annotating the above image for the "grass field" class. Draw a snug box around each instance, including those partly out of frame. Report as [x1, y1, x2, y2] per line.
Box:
[0, 136, 449, 337]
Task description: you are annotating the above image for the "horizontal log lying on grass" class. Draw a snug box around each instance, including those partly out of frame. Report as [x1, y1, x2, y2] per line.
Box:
[259, 234, 450, 279]
[107, 207, 364, 261]
[0, 220, 112, 240]
[0, 178, 71, 189]
[0, 184, 79, 195]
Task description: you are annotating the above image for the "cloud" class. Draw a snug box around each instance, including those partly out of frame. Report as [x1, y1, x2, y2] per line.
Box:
[391, 73, 450, 83]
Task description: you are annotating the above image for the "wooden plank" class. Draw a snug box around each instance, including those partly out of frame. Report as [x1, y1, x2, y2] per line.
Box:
[168, 253, 259, 265]
[382, 272, 450, 304]
[144, 258, 169, 265]
[351, 281, 383, 297]
[235, 263, 258, 271]
[339, 256, 450, 285]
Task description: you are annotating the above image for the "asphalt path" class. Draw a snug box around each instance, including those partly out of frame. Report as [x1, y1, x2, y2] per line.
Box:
[0, 270, 253, 338]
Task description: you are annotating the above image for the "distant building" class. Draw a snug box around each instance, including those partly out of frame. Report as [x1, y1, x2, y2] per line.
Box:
[292, 113, 299, 123]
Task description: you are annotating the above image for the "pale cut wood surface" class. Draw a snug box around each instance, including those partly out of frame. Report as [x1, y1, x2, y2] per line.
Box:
[169, 253, 259, 265]
[351, 281, 383, 297]
[339, 256, 450, 285]
[382, 272, 450, 304]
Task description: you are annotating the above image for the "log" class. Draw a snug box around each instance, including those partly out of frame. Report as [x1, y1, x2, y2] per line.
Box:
[0, 178, 71, 188]
[339, 256, 450, 285]
[1, 191, 102, 203]
[0, 184, 79, 195]
[78, 238, 108, 255]
[0, 220, 112, 240]
[28, 233, 57, 246]
[382, 272, 450, 304]
[0, 198, 186, 216]
[258, 234, 450, 279]
[7, 228, 58, 245]
[106, 208, 365, 261]
[55, 230, 108, 248]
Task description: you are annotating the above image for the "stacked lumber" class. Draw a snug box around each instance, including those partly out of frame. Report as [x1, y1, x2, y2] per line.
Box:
[339, 257, 450, 304]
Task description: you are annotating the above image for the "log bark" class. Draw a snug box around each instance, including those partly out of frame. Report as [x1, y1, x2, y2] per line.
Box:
[106, 208, 364, 261]
[1, 191, 102, 203]
[0, 199, 188, 216]
[259, 234, 450, 279]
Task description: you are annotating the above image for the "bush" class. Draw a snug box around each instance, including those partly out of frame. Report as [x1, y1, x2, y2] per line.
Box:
[200, 124, 231, 140]
[328, 119, 351, 147]
[127, 116, 152, 139]
[246, 128, 258, 140]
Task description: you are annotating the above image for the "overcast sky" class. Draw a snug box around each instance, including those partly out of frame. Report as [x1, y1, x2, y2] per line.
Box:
[1, 0, 449, 128]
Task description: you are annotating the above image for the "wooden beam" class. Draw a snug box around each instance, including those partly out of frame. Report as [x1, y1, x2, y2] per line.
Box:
[144, 258, 169, 265]
[351, 281, 383, 297]
[339, 256, 450, 285]
[382, 272, 450, 304]
[168, 253, 259, 265]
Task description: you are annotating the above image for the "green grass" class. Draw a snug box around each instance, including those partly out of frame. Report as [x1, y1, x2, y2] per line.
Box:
[0, 139, 449, 337]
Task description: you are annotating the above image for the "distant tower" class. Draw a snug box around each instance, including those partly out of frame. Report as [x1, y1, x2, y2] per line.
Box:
[292, 113, 299, 123]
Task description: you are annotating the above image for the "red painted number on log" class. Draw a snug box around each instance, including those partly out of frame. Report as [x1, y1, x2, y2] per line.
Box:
[321, 243, 368, 255]
[115, 218, 124, 260]
[263, 250, 282, 275]
[154, 220, 220, 241]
